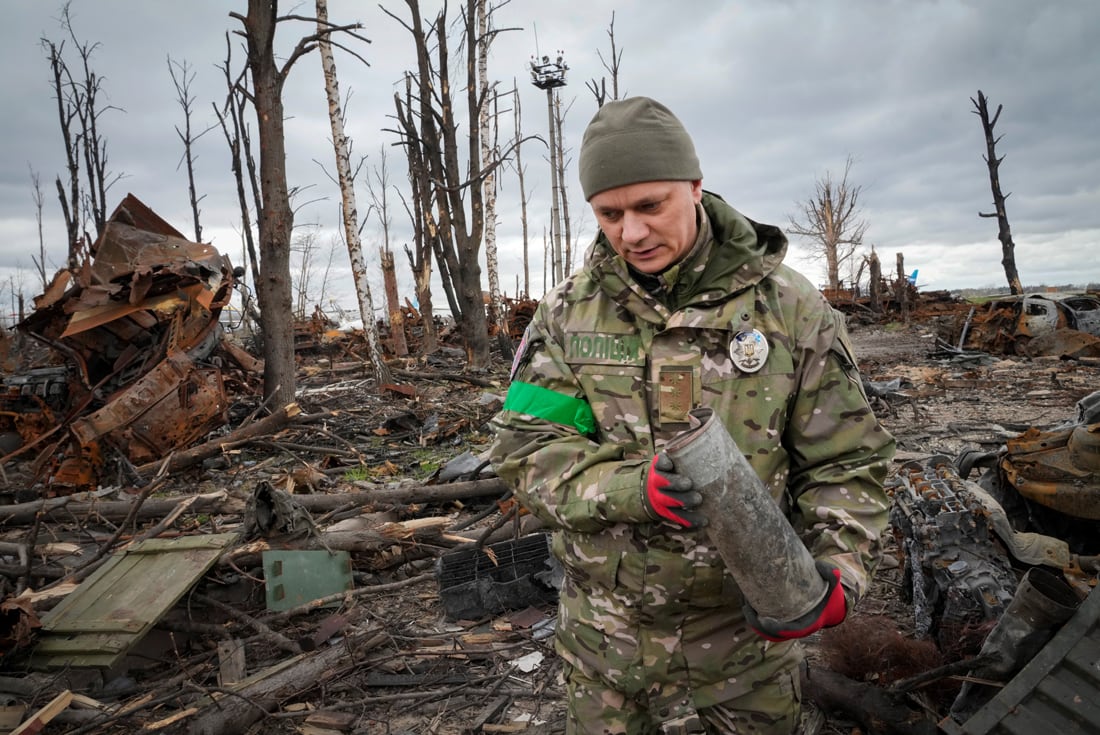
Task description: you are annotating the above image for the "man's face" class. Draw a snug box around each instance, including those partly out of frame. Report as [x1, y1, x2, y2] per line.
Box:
[589, 179, 703, 274]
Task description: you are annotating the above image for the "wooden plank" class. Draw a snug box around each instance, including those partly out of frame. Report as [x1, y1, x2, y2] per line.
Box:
[44, 618, 145, 634]
[126, 534, 240, 553]
[467, 695, 511, 733]
[218, 639, 247, 686]
[33, 633, 129, 655]
[10, 690, 73, 734]
[38, 554, 144, 628]
[31, 533, 237, 669]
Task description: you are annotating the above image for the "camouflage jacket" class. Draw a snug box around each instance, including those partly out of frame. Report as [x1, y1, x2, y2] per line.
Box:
[490, 192, 895, 619]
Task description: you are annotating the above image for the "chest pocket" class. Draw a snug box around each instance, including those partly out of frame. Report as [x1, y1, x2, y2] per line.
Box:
[574, 362, 649, 454]
[692, 325, 794, 434]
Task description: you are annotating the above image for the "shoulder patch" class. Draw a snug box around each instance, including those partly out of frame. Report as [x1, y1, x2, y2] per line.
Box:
[509, 326, 533, 381]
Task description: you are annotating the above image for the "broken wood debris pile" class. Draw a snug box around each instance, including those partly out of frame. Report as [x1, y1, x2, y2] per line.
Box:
[1, 191, 1098, 733]
[0, 367, 571, 734]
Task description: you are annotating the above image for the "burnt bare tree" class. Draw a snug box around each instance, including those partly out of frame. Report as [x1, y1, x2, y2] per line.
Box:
[364, 146, 409, 358]
[212, 36, 265, 351]
[479, 0, 505, 341]
[228, 0, 367, 405]
[213, 36, 262, 294]
[395, 76, 440, 356]
[291, 225, 321, 319]
[167, 56, 216, 243]
[867, 247, 883, 315]
[788, 155, 868, 293]
[586, 12, 623, 107]
[972, 90, 1023, 296]
[384, 0, 519, 370]
[41, 2, 124, 268]
[29, 166, 49, 291]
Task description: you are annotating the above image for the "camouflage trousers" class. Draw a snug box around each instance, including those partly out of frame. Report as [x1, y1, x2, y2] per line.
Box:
[562, 656, 802, 735]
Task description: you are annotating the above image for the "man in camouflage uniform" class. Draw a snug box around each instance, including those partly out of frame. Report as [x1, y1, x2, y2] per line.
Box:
[489, 97, 895, 734]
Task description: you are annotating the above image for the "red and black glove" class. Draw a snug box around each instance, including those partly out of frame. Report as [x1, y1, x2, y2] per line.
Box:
[745, 561, 847, 642]
[642, 453, 704, 529]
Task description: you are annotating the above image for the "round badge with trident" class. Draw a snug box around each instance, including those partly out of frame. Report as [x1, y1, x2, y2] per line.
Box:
[730, 328, 769, 373]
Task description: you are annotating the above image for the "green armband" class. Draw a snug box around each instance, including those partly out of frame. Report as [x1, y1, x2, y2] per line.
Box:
[502, 381, 596, 436]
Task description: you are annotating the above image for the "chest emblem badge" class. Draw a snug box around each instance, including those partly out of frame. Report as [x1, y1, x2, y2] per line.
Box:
[730, 328, 768, 373]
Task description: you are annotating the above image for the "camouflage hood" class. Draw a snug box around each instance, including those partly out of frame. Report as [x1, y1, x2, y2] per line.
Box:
[583, 190, 789, 314]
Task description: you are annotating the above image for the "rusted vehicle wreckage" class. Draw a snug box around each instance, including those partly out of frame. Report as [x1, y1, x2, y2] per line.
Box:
[0, 194, 249, 496]
[936, 291, 1100, 358]
[891, 389, 1100, 731]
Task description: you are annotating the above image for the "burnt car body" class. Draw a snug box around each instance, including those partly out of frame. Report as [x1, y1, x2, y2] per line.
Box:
[941, 292, 1100, 357]
[0, 194, 241, 494]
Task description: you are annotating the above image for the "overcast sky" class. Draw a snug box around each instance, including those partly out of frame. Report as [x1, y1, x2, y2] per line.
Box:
[2, 0, 1098, 318]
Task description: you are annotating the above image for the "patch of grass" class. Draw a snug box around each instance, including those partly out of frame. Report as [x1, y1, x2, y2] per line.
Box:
[410, 449, 443, 479]
[343, 465, 370, 482]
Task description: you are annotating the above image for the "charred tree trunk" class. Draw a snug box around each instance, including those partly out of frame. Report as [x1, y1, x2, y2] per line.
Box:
[972, 90, 1023, 296]
[385, 0, 503, 370]
[239, 0, 297, 407]
[480, 0, 503, 335]
[367, 147, 408, 358]
[214, 44, 262, 294]
[379, 249, 405, 357]
[30, 168, 48, 291]
[447, 1, 490, 368]
[868, 248, 882, 314]
[586, 13, 623, 107]
[896, 253, 910, 323]
[45, 40, 82, 268]
[394, 80, 438, 356]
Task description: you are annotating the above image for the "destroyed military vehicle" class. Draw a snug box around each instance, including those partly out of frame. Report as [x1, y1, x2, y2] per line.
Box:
[0, 194, 245, 496]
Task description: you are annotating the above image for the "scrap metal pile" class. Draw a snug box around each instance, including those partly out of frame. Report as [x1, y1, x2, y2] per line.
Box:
[0, 194, 254, 496]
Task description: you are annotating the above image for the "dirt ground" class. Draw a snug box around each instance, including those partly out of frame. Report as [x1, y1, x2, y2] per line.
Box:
[3, 320, 1098, 734]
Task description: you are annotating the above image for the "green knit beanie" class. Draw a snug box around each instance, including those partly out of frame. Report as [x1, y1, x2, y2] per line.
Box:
[578, 96, 702, 200]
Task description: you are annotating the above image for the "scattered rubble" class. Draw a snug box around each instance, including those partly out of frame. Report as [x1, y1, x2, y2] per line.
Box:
[0, 200, 1097, 733]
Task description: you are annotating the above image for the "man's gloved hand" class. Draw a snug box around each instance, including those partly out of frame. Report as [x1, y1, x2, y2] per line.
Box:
[745, 561, 847, 642]
[642, 453, 704, 529]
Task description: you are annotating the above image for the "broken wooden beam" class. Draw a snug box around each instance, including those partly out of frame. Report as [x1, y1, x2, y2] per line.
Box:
[134, 402, 303, 476]
[0, 478, 508, 526]
[183, 626, 386, 735]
